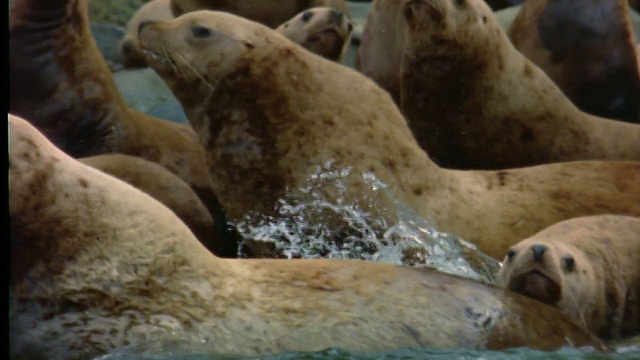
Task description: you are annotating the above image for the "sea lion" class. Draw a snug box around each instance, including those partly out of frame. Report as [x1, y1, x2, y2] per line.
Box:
[495, 215, 640, 341]
[79, 154, 217, 247]
[9, 0, 237, 256]
[508, 0, 640, 123]
[357, 0, 640, 170]
[119, 0, 174, 68]
[170, 0, 350, 28]
[276, 7, 354, 62]
[8, 114, 605, 359]
[138, 10, 640, 260]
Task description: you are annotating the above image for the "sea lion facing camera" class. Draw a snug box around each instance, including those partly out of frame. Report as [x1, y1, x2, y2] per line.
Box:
[139, 10, 640, 260]
[496, 215, 640, 340]
[9, 114, 605, 359]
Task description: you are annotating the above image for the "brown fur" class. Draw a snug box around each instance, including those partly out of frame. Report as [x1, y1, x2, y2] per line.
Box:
[496, 215, 640, 340]
[9, 0, 237, 256]
[508, 0, 640, 123]
[8, 114, 605, 359]
[139, 11, 640, 260]
[357, 0, 640, 169]
[170, 0, 349, 28]
[79, 154, 216, 247]
[276, 7, 353, 62]
[119, 0, 174, 68]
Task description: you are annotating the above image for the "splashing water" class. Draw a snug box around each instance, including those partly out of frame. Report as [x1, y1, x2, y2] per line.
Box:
[234, 161, 501, 283]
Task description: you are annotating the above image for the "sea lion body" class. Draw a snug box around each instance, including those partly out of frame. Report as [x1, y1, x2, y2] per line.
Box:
[508, 0, 640, 123]
[139, 11, 640, 260]
[357, 0, 640, 169]
[79, 154, 216, 247]
[119, 0, 174, 68]
[170, 0, 349, 28]
[276, 7, 354, 62]
[9, 114, 605, 359]
[9, 0, 236, 256]
[496, 215, 640, 340]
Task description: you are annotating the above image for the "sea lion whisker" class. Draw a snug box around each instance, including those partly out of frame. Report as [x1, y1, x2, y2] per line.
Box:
[174, 53, 216, 92]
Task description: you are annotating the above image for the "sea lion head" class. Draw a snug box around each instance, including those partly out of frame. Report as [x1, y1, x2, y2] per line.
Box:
[276, 7, 353, 62]
[495, 237, 597, 328]
[400, 0, 503, 60]
[138, 11, 284, 114]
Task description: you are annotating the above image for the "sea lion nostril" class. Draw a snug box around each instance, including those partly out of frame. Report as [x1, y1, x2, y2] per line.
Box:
[531, 244, 547, 261]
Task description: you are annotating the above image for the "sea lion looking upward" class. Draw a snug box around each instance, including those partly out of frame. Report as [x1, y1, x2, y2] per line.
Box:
[138, 10, 640, 260]
[276, 7, 354, 62]
[508, 0, 640, 123]
[9, 114, 605, 359]
[357, 0, 640, 169]
[9, 0, 237, 256]
[496, 215, 640, 341]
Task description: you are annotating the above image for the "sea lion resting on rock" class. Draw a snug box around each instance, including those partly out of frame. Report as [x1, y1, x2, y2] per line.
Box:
[276, 7, 354, 62]
[8, 114, 605, 360]
[357, 0, 640, 169]
[170, 0, 349, 28]
[139, 10, 640, 260]
[508, 0, 640, 123]
[496, 215, 640, 341]
[79, 154, 217, 249]
[119, 0, 174, 68]
[9, 0, 236, 256]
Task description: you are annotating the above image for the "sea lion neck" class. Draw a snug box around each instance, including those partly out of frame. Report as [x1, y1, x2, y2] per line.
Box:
[10, 0, 130, 157]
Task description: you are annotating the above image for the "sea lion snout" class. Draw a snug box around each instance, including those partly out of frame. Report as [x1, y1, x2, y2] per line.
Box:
[530, 244, 547, 261]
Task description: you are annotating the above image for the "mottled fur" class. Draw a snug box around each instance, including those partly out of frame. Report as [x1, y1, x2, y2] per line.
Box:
[357, 0, 640, 169]
[139, 11, 640, 260]
[9, 114, 603, 359]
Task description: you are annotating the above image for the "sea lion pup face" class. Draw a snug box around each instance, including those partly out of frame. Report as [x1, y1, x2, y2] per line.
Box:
[496, 238, 597, 329]
[276, 7, 353, 62]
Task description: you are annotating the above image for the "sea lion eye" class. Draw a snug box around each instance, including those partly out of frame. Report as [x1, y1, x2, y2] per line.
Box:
[191, 25, 212, 39]
[562, 255, 575, 272]
[506, 249, 516, 262]
[302, 11, 314, 22]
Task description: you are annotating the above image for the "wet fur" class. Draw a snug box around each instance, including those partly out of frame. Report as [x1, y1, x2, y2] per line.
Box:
[9, 114, 604, 359]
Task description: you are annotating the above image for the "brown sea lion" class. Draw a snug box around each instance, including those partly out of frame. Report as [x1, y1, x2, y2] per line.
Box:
[357, 0, 640, 170]
[508, 0, 640, 123]
[119, 0, 174, 68]
[79, 154, 216, 247]
[8, 114, 605, 360]
[138, 10, 640, 260]
[495, 215, 640, 341]
[276, 7, 354, 62]
[9, 0, 237, 256]
[170, 0, 350, 28]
